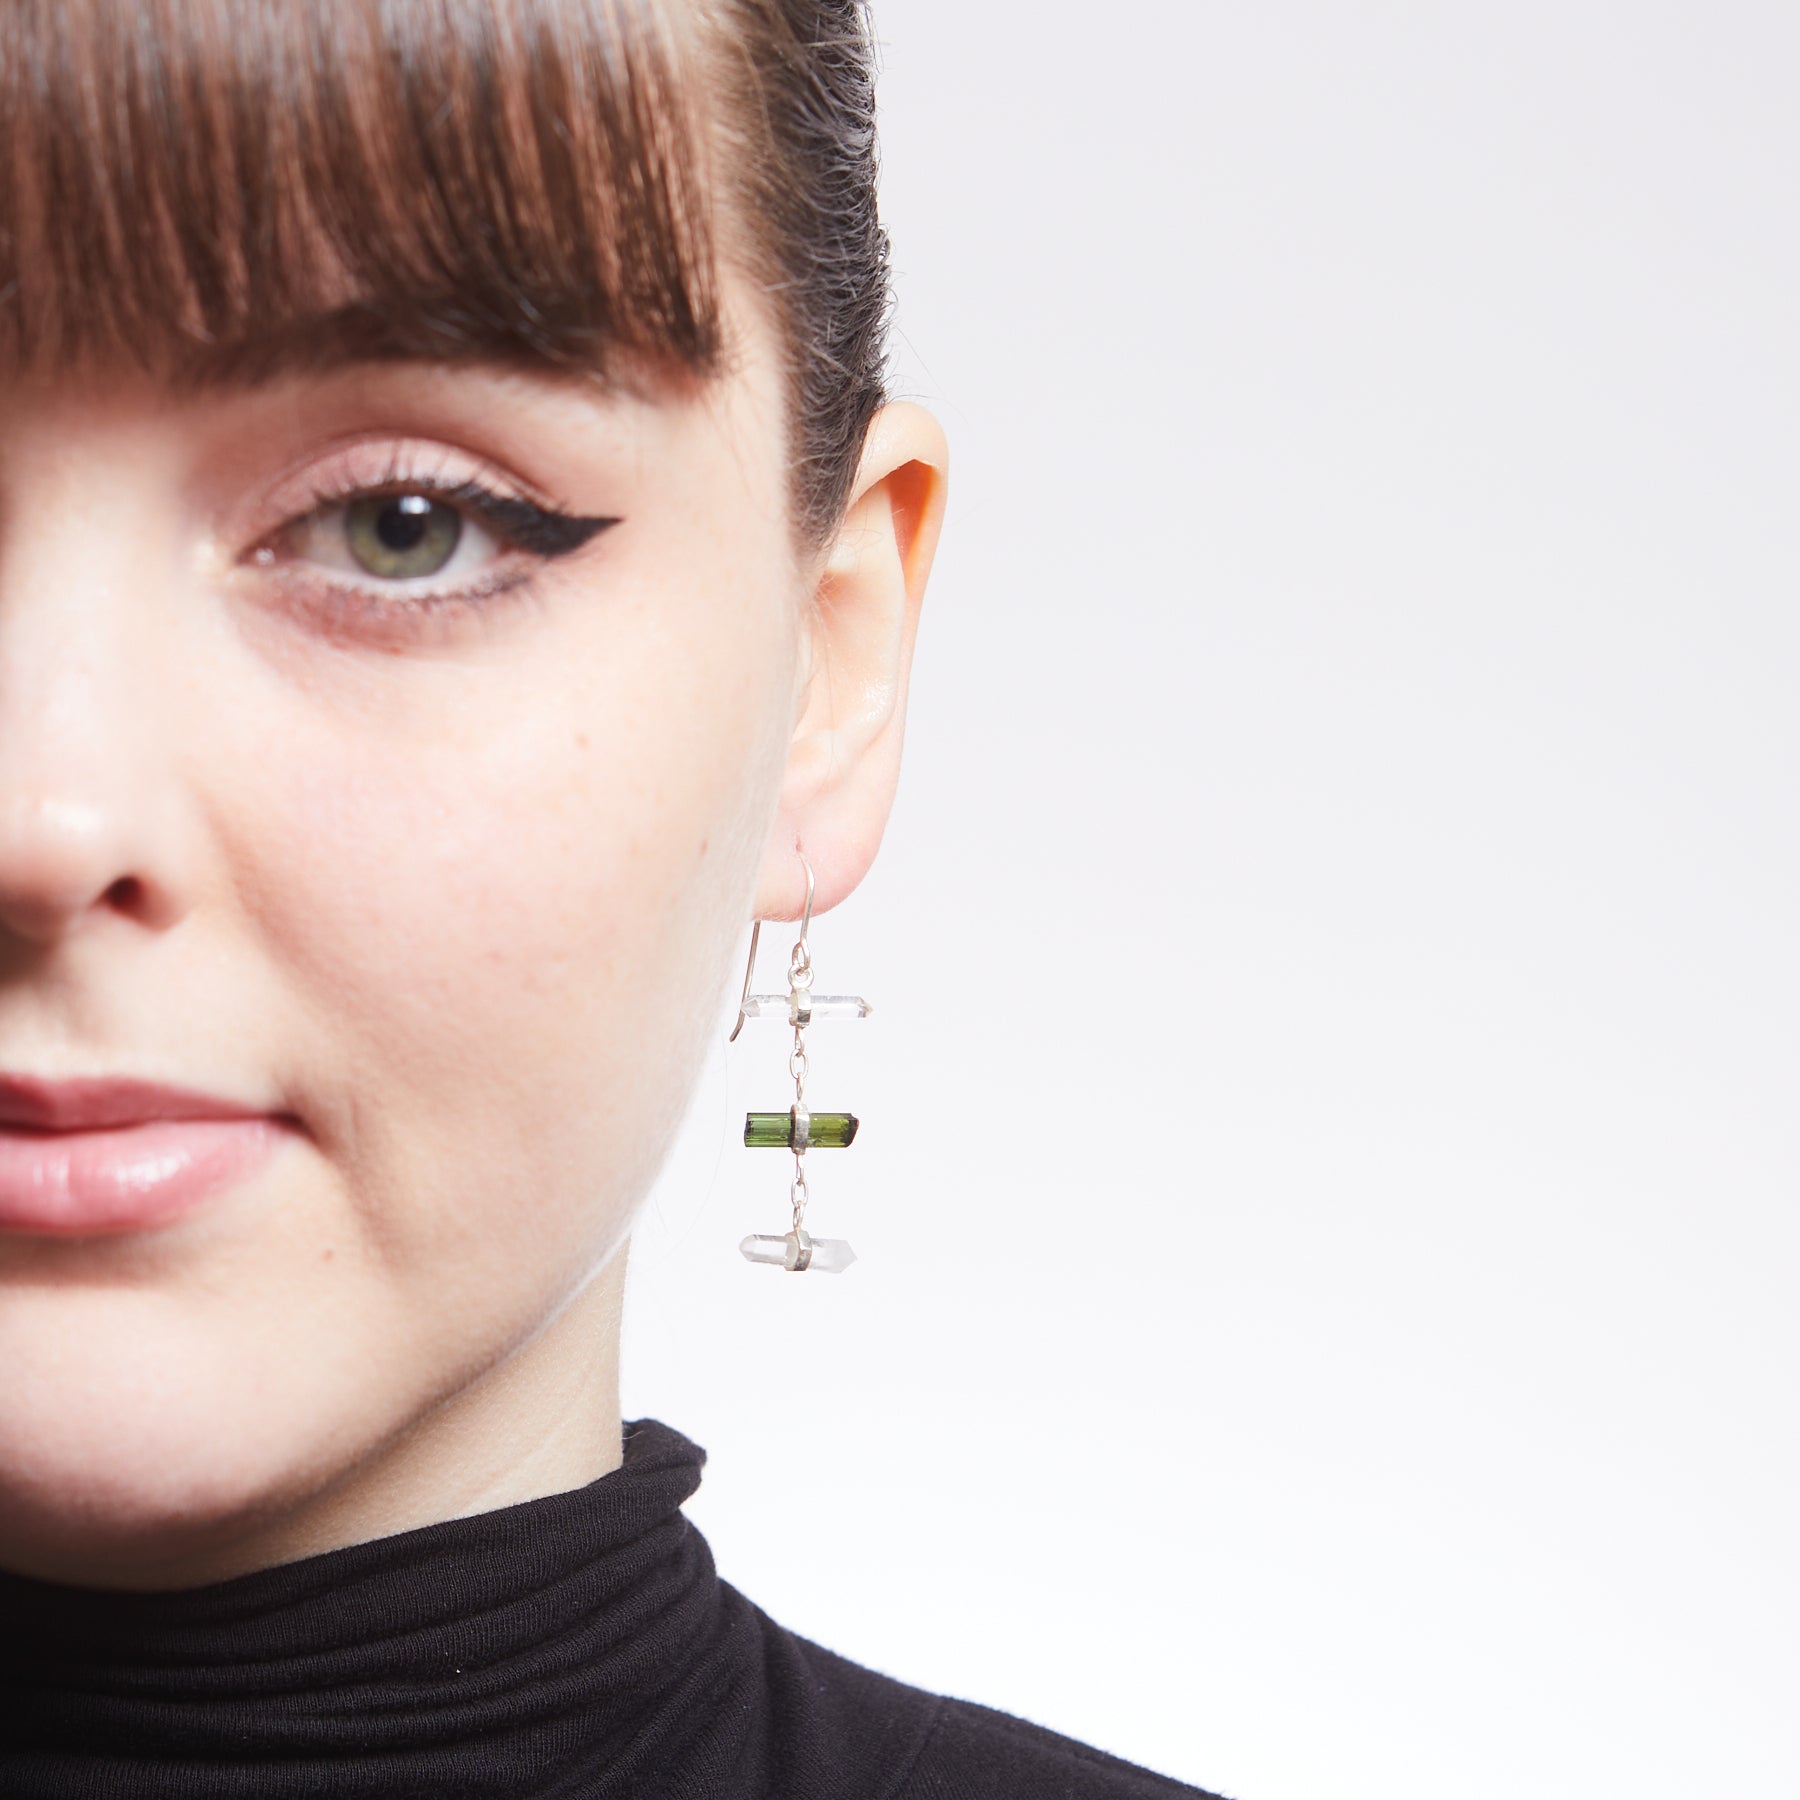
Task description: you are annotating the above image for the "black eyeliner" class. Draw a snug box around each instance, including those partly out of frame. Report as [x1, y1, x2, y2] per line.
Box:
[435, 481, 621, 557]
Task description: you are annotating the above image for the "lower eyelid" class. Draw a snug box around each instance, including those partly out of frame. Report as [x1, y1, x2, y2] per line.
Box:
[259, 561, 543, 639]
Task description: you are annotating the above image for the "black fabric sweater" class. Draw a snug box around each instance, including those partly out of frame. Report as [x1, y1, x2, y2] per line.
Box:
[0, 1417, 1225, 1799]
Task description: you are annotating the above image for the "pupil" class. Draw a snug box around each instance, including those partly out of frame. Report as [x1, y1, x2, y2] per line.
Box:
[378, 495, 433, 552]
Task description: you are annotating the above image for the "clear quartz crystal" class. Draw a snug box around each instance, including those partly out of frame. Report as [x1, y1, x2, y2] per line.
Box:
[738, 1232, 858, 1274]
[740, 994, 872, 1023]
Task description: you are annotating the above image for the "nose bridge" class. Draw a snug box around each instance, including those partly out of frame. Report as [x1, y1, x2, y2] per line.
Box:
[0, 449, 190, 944]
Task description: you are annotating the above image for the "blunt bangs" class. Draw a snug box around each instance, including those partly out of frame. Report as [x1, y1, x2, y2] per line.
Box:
[0, 0, 722, 387]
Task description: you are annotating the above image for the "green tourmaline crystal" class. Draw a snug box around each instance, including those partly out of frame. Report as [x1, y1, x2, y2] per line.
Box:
[744, 1111, 860, 1149]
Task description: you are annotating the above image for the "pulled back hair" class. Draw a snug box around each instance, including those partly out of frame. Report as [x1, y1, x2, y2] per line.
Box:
[0, 0, 891, 550]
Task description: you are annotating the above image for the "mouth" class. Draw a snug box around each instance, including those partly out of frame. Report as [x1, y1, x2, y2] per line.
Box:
[0, 1074, 301, 1237]
[0, 1071, 286, 1131]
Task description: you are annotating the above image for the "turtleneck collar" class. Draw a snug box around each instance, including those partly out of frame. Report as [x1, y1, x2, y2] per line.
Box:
[0, 1418, 757, 1797]
[0, 1419, 1219, 1800]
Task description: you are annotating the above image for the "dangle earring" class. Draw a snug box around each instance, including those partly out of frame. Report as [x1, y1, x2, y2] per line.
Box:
[728, 856, 870, 1273]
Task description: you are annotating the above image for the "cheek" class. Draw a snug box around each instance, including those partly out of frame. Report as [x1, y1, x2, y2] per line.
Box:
[228, 610, 787, 1315]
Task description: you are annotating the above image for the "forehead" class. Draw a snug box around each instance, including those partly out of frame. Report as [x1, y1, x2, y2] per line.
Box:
[0, 0, 723, 393]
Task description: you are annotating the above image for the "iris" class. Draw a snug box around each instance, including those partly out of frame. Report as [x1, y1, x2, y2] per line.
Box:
[346, 494, 462, 579]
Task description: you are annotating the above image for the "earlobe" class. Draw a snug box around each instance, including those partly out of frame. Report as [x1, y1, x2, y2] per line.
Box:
[753, 401, 949, 922]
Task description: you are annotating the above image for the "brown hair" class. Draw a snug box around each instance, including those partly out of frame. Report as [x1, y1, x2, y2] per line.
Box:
[0, 0, 890, 549]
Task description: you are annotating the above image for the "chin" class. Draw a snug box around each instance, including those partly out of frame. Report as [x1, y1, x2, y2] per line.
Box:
[0, 1289, 348, 1589]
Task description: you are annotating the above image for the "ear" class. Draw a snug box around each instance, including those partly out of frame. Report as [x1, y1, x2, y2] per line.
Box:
[752, 401, 949, 921]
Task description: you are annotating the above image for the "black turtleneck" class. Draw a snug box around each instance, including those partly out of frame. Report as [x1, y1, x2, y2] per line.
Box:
[0, 1418, 1223, 1799]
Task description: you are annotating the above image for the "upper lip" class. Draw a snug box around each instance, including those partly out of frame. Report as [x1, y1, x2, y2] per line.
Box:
[0, 1074, 279, 1131]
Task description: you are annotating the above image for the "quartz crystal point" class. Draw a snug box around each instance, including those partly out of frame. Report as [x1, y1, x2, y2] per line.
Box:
[745, 1111, 859, 1149]
[739, 1231, 858, 1273]
[740, 993, 872, 1025]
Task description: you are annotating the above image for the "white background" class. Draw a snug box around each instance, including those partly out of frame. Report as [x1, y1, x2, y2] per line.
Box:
[622, 4, 1800, 1796]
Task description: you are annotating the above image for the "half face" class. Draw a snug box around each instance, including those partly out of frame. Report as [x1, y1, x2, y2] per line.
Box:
[0, 293, 805, 1585]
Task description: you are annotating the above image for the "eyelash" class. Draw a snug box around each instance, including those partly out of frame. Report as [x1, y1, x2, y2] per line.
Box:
[258, 465, 619, 629]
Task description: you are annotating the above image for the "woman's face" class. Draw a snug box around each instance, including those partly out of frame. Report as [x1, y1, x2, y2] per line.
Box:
[0, 286, 818, 1585]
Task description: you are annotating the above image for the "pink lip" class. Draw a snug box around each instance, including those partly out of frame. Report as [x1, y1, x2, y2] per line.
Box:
[0, 1076, 298, 1236]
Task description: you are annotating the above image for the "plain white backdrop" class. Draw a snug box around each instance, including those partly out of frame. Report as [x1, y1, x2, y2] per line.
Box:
[622, 5, 1800, 1796]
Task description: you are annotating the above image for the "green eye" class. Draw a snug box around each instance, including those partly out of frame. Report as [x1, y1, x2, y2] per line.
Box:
[344, 494, 463, 579]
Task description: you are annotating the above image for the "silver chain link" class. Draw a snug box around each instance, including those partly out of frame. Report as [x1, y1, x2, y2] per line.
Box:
[787, 912, 813, 1238]
[789, 1165, 809, 1238]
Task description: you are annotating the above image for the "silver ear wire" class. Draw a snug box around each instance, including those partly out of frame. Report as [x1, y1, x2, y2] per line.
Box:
[731, 861, 870, 1038]
[727, 863, 813, 1042]
[730, 854, 867, 1274]
[790, 858, 816, 984]
[729, 919, 762, 1044]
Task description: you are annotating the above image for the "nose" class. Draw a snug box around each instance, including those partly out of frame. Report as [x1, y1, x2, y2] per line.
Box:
[0, 791, 177, 946]
[0, 528, 196, 951]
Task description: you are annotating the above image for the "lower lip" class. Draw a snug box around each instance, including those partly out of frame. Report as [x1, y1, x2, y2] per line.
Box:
[0, 1118, 293, 1236]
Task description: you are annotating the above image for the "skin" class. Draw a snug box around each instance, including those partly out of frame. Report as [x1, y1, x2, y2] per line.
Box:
[0, 278, 948, 1591]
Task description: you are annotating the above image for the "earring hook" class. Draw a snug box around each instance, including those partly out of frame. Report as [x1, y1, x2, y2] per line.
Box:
[729, 855, 815, 1042]
[792, 858, 816, 980]
[729, 919, 762, 1044]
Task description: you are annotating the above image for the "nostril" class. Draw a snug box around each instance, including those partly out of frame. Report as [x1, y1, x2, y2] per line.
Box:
[103, 874, 173, 926]
[102, 871, 190, 934]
